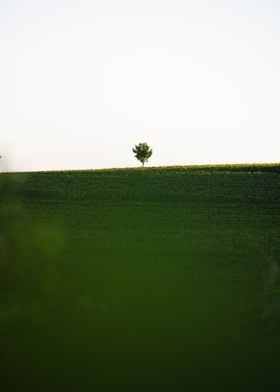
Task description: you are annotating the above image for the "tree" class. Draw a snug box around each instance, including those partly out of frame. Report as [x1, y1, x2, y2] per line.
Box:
[132, 142, 153, 167]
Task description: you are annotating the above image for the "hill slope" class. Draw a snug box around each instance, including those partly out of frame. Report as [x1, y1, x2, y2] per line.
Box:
[1, 165, 280, 391]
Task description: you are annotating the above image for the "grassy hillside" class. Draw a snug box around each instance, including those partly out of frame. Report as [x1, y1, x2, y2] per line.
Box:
[1, 164, 280, 391]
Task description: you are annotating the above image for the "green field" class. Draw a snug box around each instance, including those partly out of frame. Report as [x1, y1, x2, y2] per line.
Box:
[1, 164, 280, 391]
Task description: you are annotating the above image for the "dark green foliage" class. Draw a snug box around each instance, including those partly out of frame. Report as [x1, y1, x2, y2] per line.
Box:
[132, 142, 153, 166]
[0, 174, 64, 307]
[0, 164, 280, 391]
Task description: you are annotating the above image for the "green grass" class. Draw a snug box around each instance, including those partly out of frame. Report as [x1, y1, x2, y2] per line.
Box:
[1, 164, 280, 391]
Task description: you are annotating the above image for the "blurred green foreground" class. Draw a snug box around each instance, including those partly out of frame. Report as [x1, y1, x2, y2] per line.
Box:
[0, 165, 279, 391]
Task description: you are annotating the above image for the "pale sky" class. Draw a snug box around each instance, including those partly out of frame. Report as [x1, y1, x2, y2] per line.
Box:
[0, 0, 279, 171]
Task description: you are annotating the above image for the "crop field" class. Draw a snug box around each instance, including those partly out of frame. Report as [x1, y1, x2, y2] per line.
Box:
[0, 164, 280, 391]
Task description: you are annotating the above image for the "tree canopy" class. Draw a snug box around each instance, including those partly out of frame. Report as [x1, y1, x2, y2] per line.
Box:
[132, 143, 153, 167]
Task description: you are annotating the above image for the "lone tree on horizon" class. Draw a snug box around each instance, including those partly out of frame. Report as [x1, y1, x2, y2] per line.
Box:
[133, 142, 153, 167]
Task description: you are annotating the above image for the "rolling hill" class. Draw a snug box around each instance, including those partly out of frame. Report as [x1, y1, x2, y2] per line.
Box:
[0, 164, 279, 391]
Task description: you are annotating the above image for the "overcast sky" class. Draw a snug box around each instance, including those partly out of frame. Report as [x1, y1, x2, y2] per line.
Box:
[0, 0, 279, 171]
